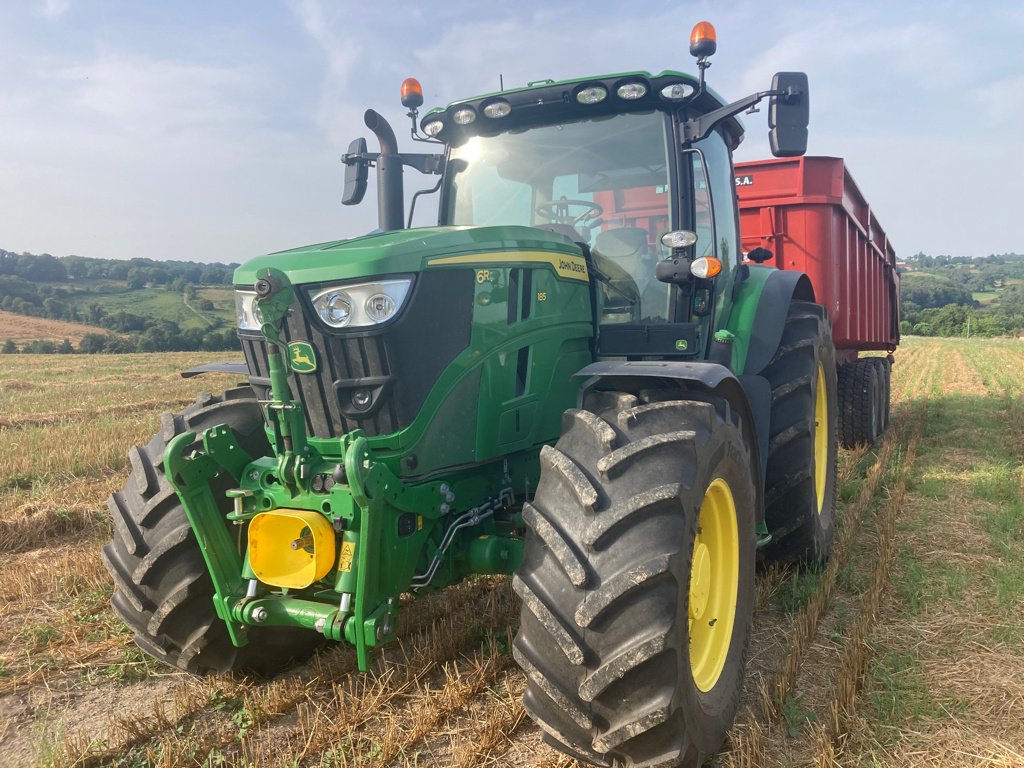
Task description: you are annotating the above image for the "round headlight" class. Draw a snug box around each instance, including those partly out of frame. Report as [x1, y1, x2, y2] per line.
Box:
[616, 82, 648, 100]
[660, 82, 696, 101]
[365, 293, 397, 323]
[422, 119, 444, 137]
[661, 230, 699, 249]
[576, 85, 608, 105]
[252, 302, 265, 327]
[315, 290, 353, 327]
[483, 100, 511, 118]
[452, 107, 476, 125]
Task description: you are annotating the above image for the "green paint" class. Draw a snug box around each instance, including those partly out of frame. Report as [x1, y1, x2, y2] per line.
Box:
[719, 265, 776, 373]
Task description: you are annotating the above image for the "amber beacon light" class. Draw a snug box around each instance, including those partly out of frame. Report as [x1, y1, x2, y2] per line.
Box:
[689, 21, 717, 58]
[401, 77, 424, 109]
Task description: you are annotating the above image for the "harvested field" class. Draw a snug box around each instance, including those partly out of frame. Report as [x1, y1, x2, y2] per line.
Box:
[0, 310, 114, 345]
[0, 337, 1021, 767]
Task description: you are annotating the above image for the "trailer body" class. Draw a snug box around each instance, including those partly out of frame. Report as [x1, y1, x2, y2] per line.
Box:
[735, 156, 899, 359]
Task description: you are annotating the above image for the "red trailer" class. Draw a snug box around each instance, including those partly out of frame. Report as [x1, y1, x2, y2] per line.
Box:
[735, 156, 898, 446]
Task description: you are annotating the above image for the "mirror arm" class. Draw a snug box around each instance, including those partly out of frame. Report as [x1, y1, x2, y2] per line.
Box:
[681, 89, 782, 143]
[341, 151, 442, 176]
[343, 151, 379, 168]
[399, 153, 445, 175]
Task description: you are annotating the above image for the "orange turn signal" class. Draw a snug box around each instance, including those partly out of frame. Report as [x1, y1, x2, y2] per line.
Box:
[689, 21, 717, 58]
[691, 256, 722, 279]
[401, 77, 424, 109]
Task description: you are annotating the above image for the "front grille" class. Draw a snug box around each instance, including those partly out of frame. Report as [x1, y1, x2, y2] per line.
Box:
[240, 269, 474, 439]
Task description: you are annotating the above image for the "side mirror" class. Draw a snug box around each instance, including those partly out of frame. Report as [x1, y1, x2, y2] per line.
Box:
[768, 72, 809, 157]
[342, 138, 368, 206]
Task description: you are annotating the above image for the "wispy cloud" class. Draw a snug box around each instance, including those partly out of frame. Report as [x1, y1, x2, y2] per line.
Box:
[37, 0, 71, 20]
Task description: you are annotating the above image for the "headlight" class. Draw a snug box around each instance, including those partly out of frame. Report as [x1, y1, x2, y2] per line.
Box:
[309, 279, 412, 329]
[235, 290, 263, 330]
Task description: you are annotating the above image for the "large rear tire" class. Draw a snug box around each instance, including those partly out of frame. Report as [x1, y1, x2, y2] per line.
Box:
[102, 387, 323, 676]
[515, 392, 756, 767]
[760, 301, 839, 565]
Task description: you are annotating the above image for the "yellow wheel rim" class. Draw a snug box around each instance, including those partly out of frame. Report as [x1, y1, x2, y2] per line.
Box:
[813, 362, 828, 514]
[689, 477, 739, 693]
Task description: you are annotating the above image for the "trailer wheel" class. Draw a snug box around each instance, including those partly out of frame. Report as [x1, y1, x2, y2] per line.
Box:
[102, 388, 323, 676]
[515, 392, 756, 767]
[868, 357, 891, 433]
[837, 359, 880, 448]
[760, 301, 838, 565]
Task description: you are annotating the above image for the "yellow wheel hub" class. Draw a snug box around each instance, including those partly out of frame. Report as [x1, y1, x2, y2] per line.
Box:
[689, 477, 739, 693]
[814, 362, 828, 513]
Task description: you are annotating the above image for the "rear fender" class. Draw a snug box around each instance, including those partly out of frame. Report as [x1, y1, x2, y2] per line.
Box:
[575, 361, 766, 523]
[727, 267, 815, 375]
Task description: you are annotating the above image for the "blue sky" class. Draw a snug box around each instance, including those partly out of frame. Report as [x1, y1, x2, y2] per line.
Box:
[1, 0, 1021, 264]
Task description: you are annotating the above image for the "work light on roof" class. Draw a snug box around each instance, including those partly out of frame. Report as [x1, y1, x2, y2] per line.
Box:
[482, 99, 512, 118]
[660, 82, 696, 101]
[422, 118, 444, 137]
[452, 107, 477, 125]
[576, 85, 608, 105]
[616, 82, 648, 100]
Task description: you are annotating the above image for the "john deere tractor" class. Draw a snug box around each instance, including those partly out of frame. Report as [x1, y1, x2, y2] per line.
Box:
[104, 22, 835, 767]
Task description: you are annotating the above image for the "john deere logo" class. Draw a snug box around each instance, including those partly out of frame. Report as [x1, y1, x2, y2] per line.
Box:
[288, 341, 317, 373]
[675, 339, 689, 351]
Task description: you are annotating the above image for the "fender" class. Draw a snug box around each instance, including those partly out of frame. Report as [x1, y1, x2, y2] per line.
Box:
[180, 360, 248, 379]
[725, 266, 816, 375]
[574, 360, 766, 524]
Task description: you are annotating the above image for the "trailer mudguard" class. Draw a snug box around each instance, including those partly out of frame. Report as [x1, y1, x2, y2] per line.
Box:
[574, 360, 766, 523]
[726, 266, 816, 376]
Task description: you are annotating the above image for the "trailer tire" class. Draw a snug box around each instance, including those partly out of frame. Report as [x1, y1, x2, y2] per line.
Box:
[760, 301, 838, 565]
[102, 388, 323, 676]
[868, 357, 891, 433]
[515, 392, 756, 767]
[837, 360, 880, 448]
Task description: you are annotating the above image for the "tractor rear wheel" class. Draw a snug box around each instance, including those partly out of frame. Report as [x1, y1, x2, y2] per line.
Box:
[515, 392, 756, 767]
[102, 387, 322, 676]
[760, 301, 838, 565]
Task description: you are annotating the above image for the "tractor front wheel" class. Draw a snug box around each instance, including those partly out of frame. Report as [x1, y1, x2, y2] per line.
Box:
[102, 387, 322, 676]
[515, 392, 756, 767]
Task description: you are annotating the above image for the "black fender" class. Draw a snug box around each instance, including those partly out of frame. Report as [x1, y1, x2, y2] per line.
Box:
[180, 360, 248, 379]
[743, 269, 816, 376]
[574, 360, 766, 523]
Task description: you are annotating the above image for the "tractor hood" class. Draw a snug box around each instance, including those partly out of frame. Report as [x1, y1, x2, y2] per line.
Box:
[233, 225, 581, 287]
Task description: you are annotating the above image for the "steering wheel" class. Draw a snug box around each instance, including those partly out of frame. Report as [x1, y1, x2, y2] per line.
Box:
[535, 198, 604, 226]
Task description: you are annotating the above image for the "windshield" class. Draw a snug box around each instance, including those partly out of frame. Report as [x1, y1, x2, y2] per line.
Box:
[442, 111, 674, 323]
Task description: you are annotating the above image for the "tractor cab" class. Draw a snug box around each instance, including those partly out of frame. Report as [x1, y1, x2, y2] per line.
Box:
[343, 27, 808, 361]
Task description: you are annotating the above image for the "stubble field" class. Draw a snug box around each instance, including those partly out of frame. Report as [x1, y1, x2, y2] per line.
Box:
[0, 338, 1022, 767]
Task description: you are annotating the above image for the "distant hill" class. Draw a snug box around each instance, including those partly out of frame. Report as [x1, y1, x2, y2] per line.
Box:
[900, 252, 1024, 337]
[0, 310, 116, 344]
[0, 249, 241, 353]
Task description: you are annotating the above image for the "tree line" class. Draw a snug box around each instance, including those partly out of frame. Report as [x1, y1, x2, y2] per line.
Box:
[899, 252, 1024, 337]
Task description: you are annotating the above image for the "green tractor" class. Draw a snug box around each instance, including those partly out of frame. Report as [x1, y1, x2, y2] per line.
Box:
[103, 21, 835, 767]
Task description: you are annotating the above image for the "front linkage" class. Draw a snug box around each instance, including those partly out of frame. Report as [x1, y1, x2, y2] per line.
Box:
[164, 268, 524, 671]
